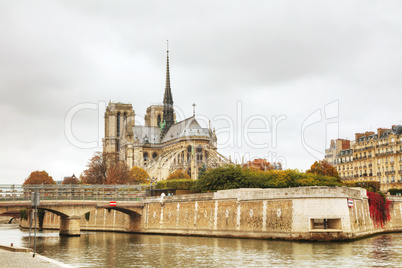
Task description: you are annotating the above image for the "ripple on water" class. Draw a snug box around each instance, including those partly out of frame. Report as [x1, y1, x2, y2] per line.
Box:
[1, 226, 402, 267]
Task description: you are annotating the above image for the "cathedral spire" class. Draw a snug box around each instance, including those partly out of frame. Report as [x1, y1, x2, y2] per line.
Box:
[163, 41, 173, 106]
[161, 41, 175, 139]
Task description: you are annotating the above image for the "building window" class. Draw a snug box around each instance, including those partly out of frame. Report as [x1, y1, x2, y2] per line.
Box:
[187, 145, 192, 163]
[117, 112, 121, 137]
[143, 152, 149, 162]
[152, 152, 158, 159]
[310, 219, 341, 230]
[196, 146, 203, 164]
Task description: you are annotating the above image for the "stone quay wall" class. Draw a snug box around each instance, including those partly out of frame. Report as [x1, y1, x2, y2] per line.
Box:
[142, 187, 402, 240]
[20, 187, 402, 241]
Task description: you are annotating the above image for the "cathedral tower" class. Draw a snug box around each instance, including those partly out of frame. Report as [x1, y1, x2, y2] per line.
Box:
[103, 102, 135, 157]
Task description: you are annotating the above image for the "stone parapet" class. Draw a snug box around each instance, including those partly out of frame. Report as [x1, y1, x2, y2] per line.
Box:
[213, 186, 367, 201]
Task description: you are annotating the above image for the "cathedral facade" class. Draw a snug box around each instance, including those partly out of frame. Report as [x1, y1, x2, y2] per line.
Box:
[103, 51, 230, 181]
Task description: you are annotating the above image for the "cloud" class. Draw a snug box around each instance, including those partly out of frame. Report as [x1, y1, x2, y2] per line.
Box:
[0, 0, 402, 183]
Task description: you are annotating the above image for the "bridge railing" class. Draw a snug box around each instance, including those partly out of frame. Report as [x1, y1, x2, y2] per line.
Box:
[0, 184, 148, 202]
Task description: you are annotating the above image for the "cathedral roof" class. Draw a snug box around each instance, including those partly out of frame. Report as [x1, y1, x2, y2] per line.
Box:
[132, 126, 161, 144]
[161, 116, 211, 143]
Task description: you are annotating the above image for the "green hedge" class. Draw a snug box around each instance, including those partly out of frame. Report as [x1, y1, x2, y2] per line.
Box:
[388, 188, 402, 195]
[156, 179, 195, 190]
[192, 165, 343, 192]
[343, 181, 381, 192]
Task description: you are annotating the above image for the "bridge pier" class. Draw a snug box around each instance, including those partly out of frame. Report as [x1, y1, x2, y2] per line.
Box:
[59, 216, 81, 236]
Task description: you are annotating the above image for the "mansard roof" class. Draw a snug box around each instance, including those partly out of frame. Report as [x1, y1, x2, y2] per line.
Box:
[161, 116, 212, 143]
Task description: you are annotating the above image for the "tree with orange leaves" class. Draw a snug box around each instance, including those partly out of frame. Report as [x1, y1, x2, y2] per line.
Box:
[306, 160, 340, 179]
[128, 166, 150, 184]
[243, 159, 273, 171]
[106, 161, 130, 184]
[82, 152, 116, 184]
[61, 174, 80, 185]
[167, 169, 191, 180]
[23, 171, 56, 185]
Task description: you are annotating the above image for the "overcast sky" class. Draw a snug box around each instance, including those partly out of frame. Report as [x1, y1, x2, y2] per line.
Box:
[1, 1, 401, 184]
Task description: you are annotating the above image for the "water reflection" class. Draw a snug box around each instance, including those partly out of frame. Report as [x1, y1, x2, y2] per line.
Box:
[1, 224, 402, 267]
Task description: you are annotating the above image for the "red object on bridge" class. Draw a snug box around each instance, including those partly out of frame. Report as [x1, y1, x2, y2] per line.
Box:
[110, 201, 116, 207]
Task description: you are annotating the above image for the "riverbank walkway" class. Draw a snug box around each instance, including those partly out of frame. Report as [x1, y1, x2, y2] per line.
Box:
[0, 248, 73, 268]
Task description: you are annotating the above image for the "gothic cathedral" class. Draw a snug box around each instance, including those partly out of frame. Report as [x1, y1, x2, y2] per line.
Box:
[103, 50, 230, 181]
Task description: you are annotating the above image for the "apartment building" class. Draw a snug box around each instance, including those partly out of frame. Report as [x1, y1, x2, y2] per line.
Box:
[327, 125, 402, 192]
[325, 139, 351, 165]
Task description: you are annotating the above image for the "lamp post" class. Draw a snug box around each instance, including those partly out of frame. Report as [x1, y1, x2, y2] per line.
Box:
[149, 177, 156, 196]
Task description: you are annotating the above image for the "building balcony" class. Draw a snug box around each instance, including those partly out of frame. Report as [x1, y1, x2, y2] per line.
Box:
[369, 164, 372, 167]
[369, 173, 373, 177]
[354, 174, 359, 178]
[377, 172, 381, 176]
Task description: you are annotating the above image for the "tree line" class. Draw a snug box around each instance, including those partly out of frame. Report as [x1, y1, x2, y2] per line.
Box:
[23, 152, 150, 185]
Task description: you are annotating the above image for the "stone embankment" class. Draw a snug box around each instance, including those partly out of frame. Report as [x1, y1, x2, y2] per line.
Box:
[0, 247, 72, 268]
[19, 187, 402, 241]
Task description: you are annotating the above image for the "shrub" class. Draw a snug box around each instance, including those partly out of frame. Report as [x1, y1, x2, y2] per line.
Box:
[167, 169, 191, 180]
[192, 165, 343, 192]
[343, 181, 381, 192]
[367, 191, 392, 228]
[388, 188, 402, 195]
[156, 179, 195, 190]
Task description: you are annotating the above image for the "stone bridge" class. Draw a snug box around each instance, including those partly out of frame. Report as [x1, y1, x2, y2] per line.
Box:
[0, 184, 146, 236]
[0, 200, 143, 236]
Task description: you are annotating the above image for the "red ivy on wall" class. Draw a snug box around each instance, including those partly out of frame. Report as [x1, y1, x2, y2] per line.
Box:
[367, 191, 392, 228]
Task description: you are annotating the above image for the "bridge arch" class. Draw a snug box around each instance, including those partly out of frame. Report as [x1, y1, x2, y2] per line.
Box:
[100, 206, 143, 232]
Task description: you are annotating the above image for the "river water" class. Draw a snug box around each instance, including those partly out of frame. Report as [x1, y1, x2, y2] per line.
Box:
[1, 224, 402, 267]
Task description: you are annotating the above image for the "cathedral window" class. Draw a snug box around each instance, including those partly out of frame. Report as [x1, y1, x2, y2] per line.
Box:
[187, 146, 192, 163]
[152, 152, 158, 159]
[143, 152, 149, 163]
[117, 112, 121, 137]
[196, 146, 203, 163]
